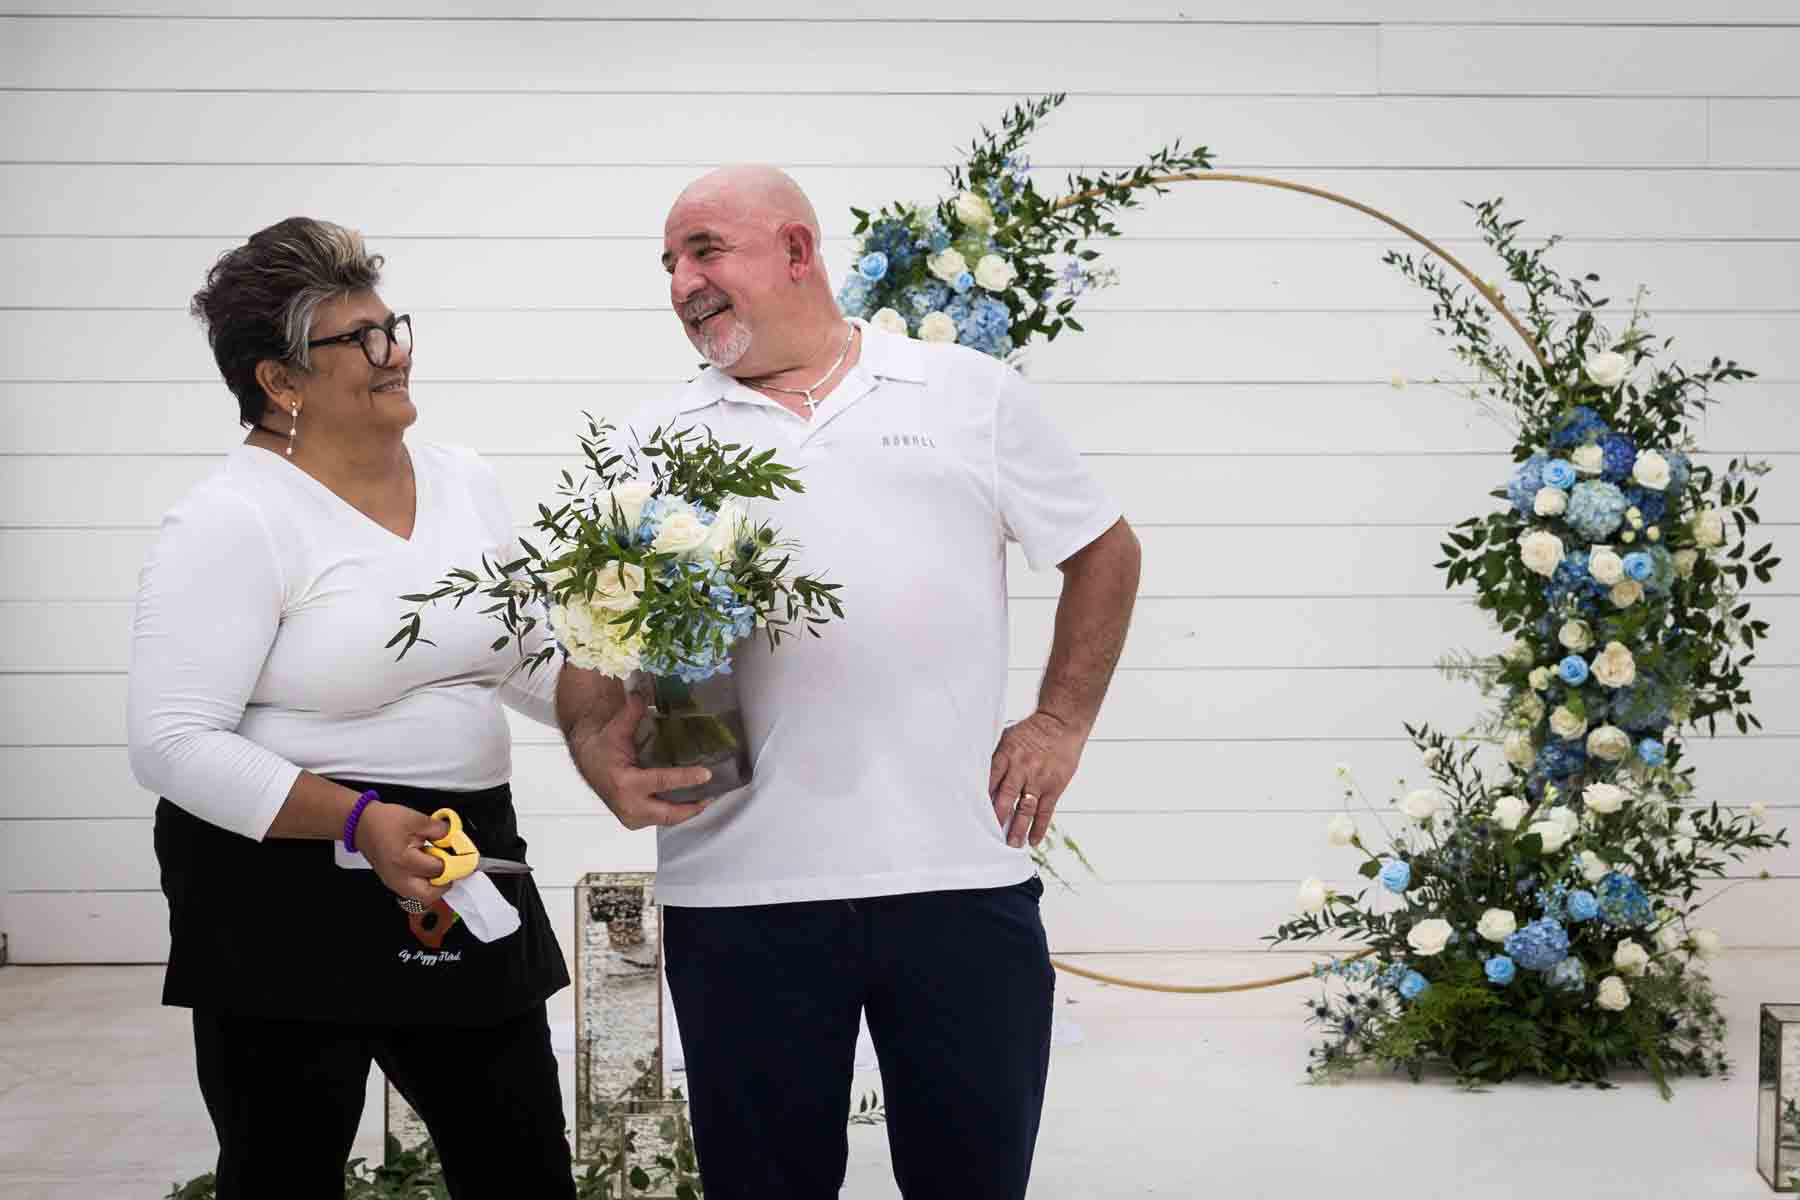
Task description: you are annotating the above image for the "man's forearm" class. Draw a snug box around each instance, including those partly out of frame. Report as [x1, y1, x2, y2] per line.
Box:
[1036, 520, 1141, 734]
[556, 665, 628, 789]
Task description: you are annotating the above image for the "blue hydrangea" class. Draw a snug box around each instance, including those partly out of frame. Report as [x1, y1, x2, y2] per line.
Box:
[1598, 872, 1652, 927]
[1567, 481, 1630, 542]
[864, 219, 918, 270]
[1546, 551, 1606, 610]
[1485, 955, 1517, 986]
[1535, 881, 1572, 923]
[1543, 458, 1578, 490]
[1642, 545, 1678, 594]
[904, 282, 950, 317]
[920, 219, 952, 254]
[1558, 655, 1591, 686]
[1534, 738, 1588, 781]
[1638, 738, 1668, 767]
[1666, 451, 1693, 492]
[1379, 860, 1412, 893]
[836, 274, 873, 317]
[1568, 890, 1600, 922]
[1622, 485, 1668, 526]
[1547, 956, 1588, 991]
[1506, 454, 1550, 516]
[1551, 406, 1610, 449]
[1398, 970, 1429, 1001]
[955, 296, 1014, 358]
[1610, 680, 1672, 733]
[1504, 918, 1571, 971]
[1599, 433, 1638, 483]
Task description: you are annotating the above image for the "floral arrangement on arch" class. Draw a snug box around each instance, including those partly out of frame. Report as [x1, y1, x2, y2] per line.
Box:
[836, 93, 1211, 362]
[1271, 200, 1789, 1096]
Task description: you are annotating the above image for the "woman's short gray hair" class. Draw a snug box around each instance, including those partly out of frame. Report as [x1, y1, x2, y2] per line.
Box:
[189, 217, 385, 426]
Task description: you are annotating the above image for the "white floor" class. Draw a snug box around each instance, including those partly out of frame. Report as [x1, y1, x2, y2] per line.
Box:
[2, 952, 1795, 1199]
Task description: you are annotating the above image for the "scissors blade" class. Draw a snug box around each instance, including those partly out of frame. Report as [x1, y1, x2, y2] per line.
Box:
[476, 857, 533, 875]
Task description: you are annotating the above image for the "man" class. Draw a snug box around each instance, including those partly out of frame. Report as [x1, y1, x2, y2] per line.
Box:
[555, 165, 1140, 1199]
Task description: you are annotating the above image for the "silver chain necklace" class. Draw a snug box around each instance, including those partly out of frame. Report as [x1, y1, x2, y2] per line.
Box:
[742, 322, 857, 415]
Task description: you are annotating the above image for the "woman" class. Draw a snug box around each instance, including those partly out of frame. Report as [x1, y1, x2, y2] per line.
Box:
[127, 217, 574, 1198]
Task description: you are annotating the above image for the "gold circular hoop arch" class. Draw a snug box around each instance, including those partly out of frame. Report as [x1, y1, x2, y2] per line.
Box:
[1043, 170, 1534, 994]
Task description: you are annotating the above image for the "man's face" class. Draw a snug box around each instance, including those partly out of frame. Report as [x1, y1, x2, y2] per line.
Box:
[662, 192, 787, 372]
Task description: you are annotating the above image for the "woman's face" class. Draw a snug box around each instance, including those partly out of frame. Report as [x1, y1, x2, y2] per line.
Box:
[289, 289, 415, 439]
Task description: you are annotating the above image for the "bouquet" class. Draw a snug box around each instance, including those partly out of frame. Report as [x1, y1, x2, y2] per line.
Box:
[1270, 199, 1789, 1095]
[837, 93, 1212, 363]
[393, 418, 843, 801]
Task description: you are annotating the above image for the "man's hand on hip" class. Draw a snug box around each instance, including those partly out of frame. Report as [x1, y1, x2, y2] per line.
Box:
[988, 709, 1086, 849]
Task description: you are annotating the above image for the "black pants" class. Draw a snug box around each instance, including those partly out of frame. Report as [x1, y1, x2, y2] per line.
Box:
[191, 1002, 575, 1200]
[663, 876, 1055, 1199]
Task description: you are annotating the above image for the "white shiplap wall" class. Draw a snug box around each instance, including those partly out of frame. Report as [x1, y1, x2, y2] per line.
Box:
[3, 3, 1798, 963]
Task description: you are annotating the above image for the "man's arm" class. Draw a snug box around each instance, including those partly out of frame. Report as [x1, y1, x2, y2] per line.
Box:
[989, 517, 1141, 847]
[557, 666, 714, 830]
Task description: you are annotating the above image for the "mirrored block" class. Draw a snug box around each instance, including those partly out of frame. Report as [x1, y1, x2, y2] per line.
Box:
[576, 1101, 701, 1199]
[1760, 1003, 1800, 1192]
[383, 1079, 430, 1165]
[575, 873, 669, 1168]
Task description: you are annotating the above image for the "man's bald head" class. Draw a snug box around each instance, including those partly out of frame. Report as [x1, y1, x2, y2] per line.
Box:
[669, 165, 821, 242]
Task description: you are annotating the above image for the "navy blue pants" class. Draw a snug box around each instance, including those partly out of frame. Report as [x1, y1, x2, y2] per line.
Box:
[663, 875, 1055, 1199]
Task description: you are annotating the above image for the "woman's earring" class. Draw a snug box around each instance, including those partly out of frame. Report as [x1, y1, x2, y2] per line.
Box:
[287, 403, 298, 457]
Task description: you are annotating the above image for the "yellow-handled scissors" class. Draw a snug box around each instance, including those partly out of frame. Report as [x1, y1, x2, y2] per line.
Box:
[423, 807, 533, 886]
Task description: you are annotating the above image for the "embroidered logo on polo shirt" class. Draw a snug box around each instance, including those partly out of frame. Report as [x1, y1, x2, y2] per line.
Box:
[881, 434, 938, 448]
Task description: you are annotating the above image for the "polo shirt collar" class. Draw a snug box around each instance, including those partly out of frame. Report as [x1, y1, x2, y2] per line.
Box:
[676, 318, 927, 417]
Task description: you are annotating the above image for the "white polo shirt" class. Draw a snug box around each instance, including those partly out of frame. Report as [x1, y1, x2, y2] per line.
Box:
[618, 321, 1121, 907]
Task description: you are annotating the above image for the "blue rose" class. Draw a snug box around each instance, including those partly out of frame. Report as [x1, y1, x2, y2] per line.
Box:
[953, 271, 975, 294]
[1638, 738, 1667, 767]
[1485, 955, 1517, 986]
[857, 251, 889, 282]
[1558, 655, 1590, 686]
[1623, 551, 1654, 582]
[1379, 860, 1412, 894]
[1543, 459, 1578, 490]
[1398, 970, 1429, 1001]
[1568, 890, 1599, 922]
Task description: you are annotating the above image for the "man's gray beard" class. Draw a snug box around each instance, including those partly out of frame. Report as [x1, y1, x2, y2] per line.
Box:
[699, 319, 753, 368]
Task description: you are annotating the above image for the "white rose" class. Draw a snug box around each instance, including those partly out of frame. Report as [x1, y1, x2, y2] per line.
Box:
[1580, 850, 1611, 883]
[1550, 805, 1581, 837]
[1572, 444, 1605, 476]
[926, 249, 969, 286]
[1591, 641, 1637, 689]
[604, 478, 656, 532]
[1673, 836, 1695, 858]
[917, 311, 958, 343]
[1527, 820, 1571, 853]
[1613, 940, 1650, 977]
[1492, 794, 1529, 831]
[701, 499, 749, 562]
[588, 560, 648, 612]
[1584, 350, 1630, 389]
[973, 254, 1017, 292]
[1519, 529, 1565, 578]
[1632, 449, 1672, 490]
[1588, 547, 1625, 586]
[1503, 730, 1535, 768]
[1514, 694, 1546, 726]
[1533, 487, 1568, 517]
[1296, 877, 1328, 915]
[1583, 783, 1627, 815]
[651, 503, 711, 556]
[1673, 548, 1699, 578]
[1655, 923, 1686, 953]
[869, 307, 908, 336]
[1587, 724, 1631, 762]
[1609, 580, 1644, 609]
[1477, 908, 1517, 943]
[1596, 975, 1632, 1012]
[1559, 620, 1593, 652]
[1401, 789, 1441, 824]
[953, 190, 994, 231]
[1691, 928, 1723, 960]
[1550, 706, 1587, 741]
[1692, 507, 1726, 548]
[1326, 814, 1358, 847]
[1529, 667, 1553, 692]
[1406, 918, 1455, 957]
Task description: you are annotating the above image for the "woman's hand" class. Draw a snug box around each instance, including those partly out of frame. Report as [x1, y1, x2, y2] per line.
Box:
[355, 802, 454, 908]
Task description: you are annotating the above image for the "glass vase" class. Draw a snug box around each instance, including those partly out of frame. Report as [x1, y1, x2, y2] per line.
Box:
[632, 671, 751, 803]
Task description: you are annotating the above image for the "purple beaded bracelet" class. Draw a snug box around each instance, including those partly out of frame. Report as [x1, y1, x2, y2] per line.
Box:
[342, 789, 380, 853]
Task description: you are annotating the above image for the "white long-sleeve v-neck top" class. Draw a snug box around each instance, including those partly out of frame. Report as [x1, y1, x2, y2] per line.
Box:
[127, 440, 561, 841]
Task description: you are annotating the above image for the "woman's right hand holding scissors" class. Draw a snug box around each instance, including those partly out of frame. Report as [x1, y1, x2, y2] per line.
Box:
[355, 801, 454, 908]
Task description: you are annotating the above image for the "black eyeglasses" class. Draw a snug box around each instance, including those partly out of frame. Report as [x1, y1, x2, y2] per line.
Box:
[306, 312, 413, 367]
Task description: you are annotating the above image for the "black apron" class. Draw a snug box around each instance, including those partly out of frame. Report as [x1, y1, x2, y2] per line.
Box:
[156, 780, 568, 1026]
